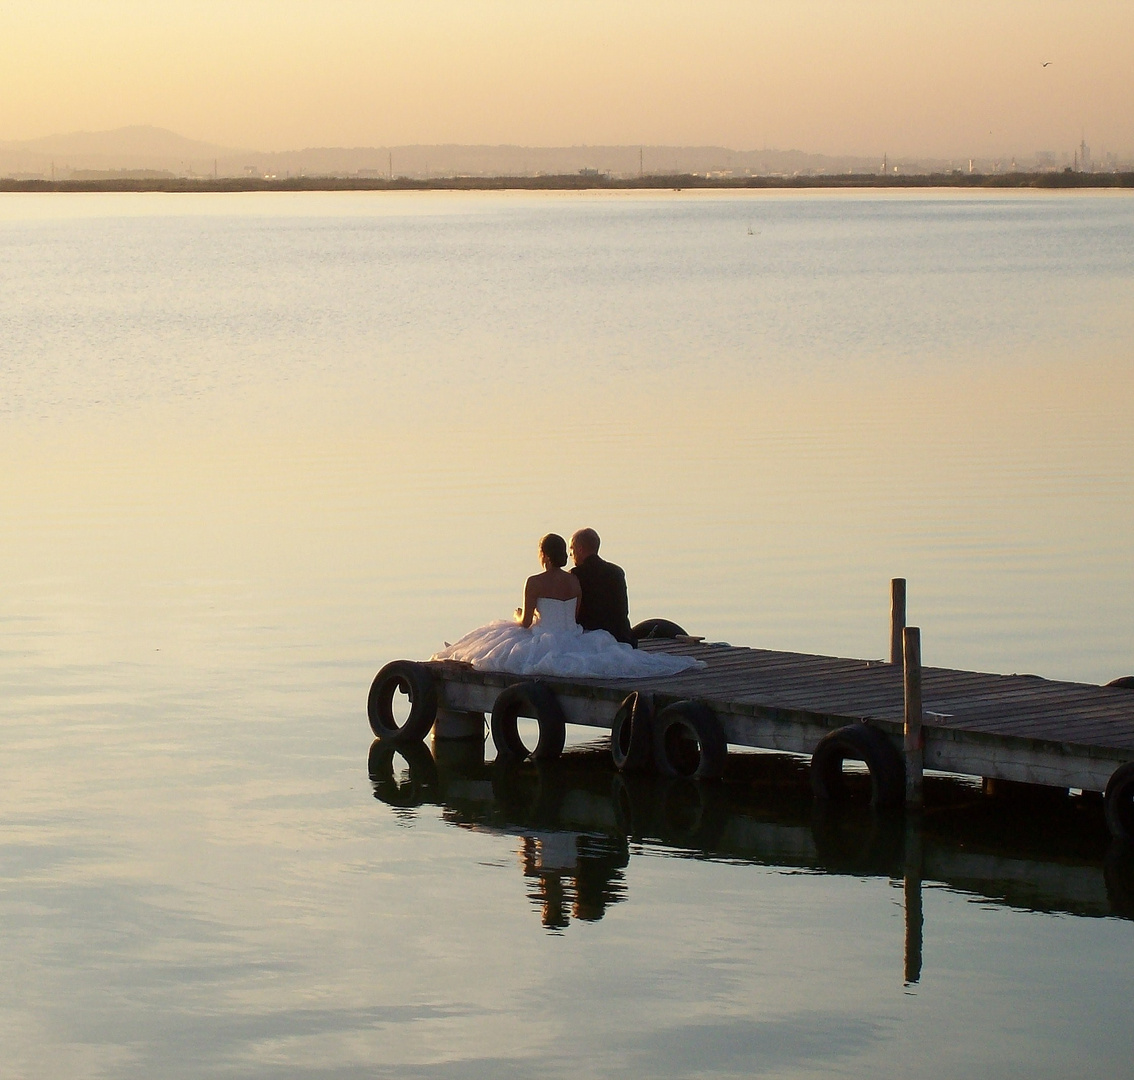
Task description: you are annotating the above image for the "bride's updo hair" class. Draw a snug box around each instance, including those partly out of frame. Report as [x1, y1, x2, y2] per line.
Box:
[539, 533, 569, 568]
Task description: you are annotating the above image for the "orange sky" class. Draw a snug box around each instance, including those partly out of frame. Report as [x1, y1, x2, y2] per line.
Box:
[1, 1, 1130, 157]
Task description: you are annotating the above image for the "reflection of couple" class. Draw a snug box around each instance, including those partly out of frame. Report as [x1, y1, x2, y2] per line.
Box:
[433, 529, 702, 679]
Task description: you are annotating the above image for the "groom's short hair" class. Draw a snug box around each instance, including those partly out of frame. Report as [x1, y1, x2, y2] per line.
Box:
[572, 528, 600, 555]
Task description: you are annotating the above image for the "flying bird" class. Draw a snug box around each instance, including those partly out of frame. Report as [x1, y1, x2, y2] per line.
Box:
[1042, 61, 1052, 67]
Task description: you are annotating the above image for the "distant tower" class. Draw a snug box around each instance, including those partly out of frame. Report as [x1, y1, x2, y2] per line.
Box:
[388, 151, 393, 180]
[639, 146, 643, 178]
[1080, 134, 1091, 172]
[881, 152, 887, 175]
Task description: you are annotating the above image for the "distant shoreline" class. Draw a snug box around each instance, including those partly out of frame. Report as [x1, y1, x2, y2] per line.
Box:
[3, 171, 1132, 193]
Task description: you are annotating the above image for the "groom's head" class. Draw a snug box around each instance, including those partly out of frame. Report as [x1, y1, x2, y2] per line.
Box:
[569, 528, 600, 565]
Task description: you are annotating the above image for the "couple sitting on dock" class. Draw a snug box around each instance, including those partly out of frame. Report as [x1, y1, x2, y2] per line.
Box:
[432, 529, 703, 679]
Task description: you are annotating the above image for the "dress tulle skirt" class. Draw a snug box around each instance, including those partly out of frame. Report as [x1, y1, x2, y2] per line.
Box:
[431, 618, 703, 679]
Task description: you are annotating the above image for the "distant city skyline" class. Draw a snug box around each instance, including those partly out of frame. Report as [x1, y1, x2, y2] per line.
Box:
[2, 2, 1131, 161]
[2, 125, 1123, 183]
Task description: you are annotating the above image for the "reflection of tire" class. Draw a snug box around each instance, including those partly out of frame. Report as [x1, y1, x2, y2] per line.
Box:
[655, 777, 707, 845]
[611, 773, 653, 840]
[1104, 762, 1134, 841]
[491, 759, 564, 827]
[490, 681, 567, 762]
[1103, 840, 1134, 919]
[367, 660, 438, 743]
[611, 692, 654, 773]
[652, 701, 727, 780]
[810, 803, 905, 877]
[1106, 676, 1134, 690]
[810, 723, 905, 809]
[631, 618, 688, 640]
[367, 739, 439, 808]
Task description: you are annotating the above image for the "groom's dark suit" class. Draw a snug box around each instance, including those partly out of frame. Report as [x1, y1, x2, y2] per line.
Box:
[572, 554, 637, 647]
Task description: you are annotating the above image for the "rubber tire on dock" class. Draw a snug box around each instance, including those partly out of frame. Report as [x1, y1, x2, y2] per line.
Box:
[631, 618, 688, 640]
[1106, 676, 1134, 690]
[611, 692, 655, 773]
[652, 700, 727, 780]
[1104, 762, 1134, 842]
[367, 660, 438, 744]
[490, 681, 567, 763]
[809, 723, 905, 809]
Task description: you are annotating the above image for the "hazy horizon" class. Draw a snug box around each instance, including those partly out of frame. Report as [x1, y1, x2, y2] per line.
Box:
[2, 2, 1132, 162]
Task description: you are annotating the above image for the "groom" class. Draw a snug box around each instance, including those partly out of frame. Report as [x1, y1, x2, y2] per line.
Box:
[569, 528, 637, 648]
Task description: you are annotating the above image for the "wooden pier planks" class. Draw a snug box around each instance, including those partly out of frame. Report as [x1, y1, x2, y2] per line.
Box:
[624, 640, 1134, 754]
[429, 639, 1134, 793]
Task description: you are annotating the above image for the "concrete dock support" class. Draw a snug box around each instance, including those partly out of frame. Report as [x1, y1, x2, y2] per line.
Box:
[433, 707, 485, 741]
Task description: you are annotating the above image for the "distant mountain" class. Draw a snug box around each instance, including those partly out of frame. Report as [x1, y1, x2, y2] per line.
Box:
[5, 125, 241, 159]
[1, 125, 1041, 180]
[0, 125, 245, 178]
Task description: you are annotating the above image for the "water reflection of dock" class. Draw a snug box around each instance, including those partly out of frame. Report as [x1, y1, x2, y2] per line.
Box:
[419, 637, 1134, 825]
[369, 739, 1134, 976]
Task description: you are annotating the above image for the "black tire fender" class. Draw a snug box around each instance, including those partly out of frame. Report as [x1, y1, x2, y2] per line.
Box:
[810, 723, 905, 809]
[611, 691, 655, 773]
[1106, 676, 1134, 690]
[631, 618, 688, 640]
[490, 681, 567, 762]
[367, 660, 438, 743]
[652, 700, 727, 780]
[1104, 761, 1134, 842]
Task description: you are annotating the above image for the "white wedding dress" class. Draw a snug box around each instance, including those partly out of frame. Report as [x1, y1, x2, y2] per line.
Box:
[431, 597, 704, 679]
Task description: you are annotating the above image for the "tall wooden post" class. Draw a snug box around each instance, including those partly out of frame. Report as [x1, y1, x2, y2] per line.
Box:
[890, 578, 907, 664]
[903, 626, 924, 808]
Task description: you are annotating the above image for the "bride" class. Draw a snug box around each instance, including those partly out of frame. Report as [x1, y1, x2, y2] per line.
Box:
[431, 534, 704, 679]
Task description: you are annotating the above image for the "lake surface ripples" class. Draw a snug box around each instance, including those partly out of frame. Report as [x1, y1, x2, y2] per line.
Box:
[1, 190, 1132, 1078]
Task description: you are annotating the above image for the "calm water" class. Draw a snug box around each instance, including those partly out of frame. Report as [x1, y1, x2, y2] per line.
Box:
[2, 190, 1133, 1078]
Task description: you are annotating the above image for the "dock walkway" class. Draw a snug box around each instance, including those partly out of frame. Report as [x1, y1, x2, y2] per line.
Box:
[428, 639, 1134, 795]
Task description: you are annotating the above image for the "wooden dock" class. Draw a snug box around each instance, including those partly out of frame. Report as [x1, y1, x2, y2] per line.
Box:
[411, 638, 1134, 836]
[430, 640, 1134, 791]
[369, 598, 1134, 838]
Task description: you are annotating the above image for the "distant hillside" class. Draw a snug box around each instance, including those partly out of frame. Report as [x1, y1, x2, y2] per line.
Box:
[0, 125, 1098, 180]
[0, 126, 242, 177]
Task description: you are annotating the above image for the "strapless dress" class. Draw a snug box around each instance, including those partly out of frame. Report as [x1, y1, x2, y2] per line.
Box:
[431, 597, 703, 679]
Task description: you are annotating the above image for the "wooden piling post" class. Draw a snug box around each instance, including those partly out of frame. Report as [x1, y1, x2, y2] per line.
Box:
[903, 626, 924, 808]
[890, 578, 907, 664]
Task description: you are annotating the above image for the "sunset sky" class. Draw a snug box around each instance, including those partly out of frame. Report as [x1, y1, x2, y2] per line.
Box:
[1, 0, 1130, 158]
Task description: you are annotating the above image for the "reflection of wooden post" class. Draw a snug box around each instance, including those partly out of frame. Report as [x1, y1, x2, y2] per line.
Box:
[902, 623, 925, 983]
[903, 818, 924, 985]
[890, 578, 907, 664]
[903, 626, 923, 808]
